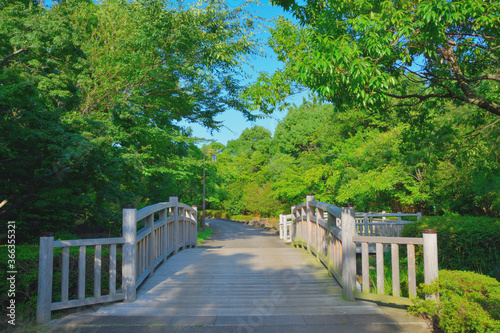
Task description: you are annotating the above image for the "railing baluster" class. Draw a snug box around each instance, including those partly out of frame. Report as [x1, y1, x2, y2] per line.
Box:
[391, 243, 400, 297]
[376, 242, 384, 295]
[147, 214, 154, 278]
[78, 245, 86, 299]
[316, 207, 321, 261]
[407, 244, 416, 299]
[61, 247, 69, 302]
[110, 244, 116, 295]
[362, 242, 369, 293]
[364, 213, 369, 236]
[161, 208, 168, 262]
[171, 196, 179, 254]
[94, 245, 102, 298]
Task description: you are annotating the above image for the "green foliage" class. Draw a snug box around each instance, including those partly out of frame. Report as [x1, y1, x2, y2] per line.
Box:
[215, 96, 499, 218]
[1, 0, 261, 242]
[206, 209, 232, 220]
[402, 216, 500, 279]
[231, 214, 257, 221]
[248, 0, 500, 117]
[410, 270, 500, 333]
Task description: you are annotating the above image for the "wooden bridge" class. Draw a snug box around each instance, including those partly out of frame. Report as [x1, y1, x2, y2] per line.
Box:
[37, 195, 436, 332]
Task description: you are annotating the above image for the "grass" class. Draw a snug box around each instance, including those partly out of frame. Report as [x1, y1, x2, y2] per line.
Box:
[231, 214, 256, 221]
[197, 227, 213, 244]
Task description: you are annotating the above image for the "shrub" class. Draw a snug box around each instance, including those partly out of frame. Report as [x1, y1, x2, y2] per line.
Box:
[401, 215, 500, 279]
[205, 209, 232, 220]
[409, 270, 500, 332]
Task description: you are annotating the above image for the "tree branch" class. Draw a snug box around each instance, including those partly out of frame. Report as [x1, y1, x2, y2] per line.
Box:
[0, 48, 28, 68]
[437, 42, 500, 117]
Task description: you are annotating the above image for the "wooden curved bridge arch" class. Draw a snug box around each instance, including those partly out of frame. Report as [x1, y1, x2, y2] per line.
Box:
[38, 196, 435, 332]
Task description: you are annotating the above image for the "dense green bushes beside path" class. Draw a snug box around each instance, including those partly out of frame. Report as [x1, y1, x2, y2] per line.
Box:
[401, 216, 500, 332]
[402, 215, 500, 280]
[410, 270, 500, 333]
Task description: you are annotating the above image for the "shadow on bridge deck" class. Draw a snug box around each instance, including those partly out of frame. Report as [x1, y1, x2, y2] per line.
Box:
[46, 219, 432, 332]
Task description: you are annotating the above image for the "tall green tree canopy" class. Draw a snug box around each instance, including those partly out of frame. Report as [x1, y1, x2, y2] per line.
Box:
[245, 0, 500, 117]
[0, 0, 261, 241]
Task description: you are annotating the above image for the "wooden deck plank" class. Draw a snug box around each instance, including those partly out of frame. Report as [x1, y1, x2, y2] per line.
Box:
[95, 219, 381, 317]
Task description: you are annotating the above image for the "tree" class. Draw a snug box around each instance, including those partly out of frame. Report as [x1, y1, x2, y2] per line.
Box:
[246, 0, 500, 118]
[0, 0, 262, 241]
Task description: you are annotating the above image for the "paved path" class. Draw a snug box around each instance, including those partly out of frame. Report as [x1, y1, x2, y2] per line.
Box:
[46, 219, 432, 332]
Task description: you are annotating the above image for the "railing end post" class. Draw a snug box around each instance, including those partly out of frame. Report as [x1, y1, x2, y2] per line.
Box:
[341, 205, 356, 301]
[423, 229, 439, 300]
[191, 205, 198, 248]
[37, 232, 54, 324]
[122, 206, 137, 302]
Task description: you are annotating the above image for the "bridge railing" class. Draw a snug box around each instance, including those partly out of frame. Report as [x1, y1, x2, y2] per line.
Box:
[287, 195, 438, 305]
[278, 213, 292, 243]
[355, 212, 421, 237]
[36, 195, 197, 323]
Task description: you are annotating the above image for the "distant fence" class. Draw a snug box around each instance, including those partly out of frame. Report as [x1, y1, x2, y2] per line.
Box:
[355, 212, 421, 237]
[37, 196, 197, 323]
[279, 214, 292, 243]
[280, 195, 438, 306]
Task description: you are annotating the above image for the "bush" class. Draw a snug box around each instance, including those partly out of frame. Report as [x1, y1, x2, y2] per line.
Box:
[401, 215, 500, 279]
[231, 214, 257, 221]
[409, 270, 500, 332]
[205, 209, 232, 220]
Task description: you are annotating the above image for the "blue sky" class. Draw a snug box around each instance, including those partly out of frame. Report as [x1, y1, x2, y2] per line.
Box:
[177, 0, 308, 146]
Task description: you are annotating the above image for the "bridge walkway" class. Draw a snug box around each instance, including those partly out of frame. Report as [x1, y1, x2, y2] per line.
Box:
[47, 219, 431, 332]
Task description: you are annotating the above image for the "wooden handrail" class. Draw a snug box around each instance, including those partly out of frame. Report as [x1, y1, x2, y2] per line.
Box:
[287, 195, 437, 306]
[37, 197, 197, 323]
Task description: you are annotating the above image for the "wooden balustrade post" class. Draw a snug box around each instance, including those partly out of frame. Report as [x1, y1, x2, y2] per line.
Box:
[291, 205, 296, 247]
[161, 207, 168, 263]
[327, 212, 333, 277]
[423, 229, 439, 300]
[306, 194, 315, 252]
[191, 205, 198, 248]
[279, 214, 283, 240]
[363, 212, 369, 236]
[316, 207, 322, 262]
[170, 195, 179, 254]
[341, 204, 356, 301]
[146, 213, 154, 278]
[417, 212, 422, 220]
[36, 232, 54, 323]
[301, 206, 306, 247]
[122, 205, 137, 302]
[285, 214, 290, 243]
[179, 207, 187, 250]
